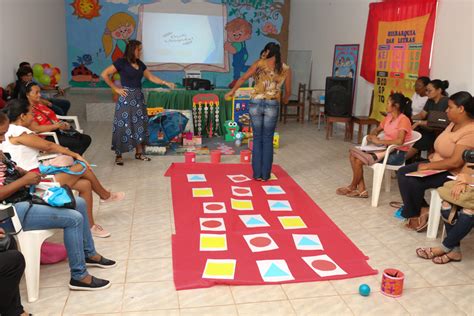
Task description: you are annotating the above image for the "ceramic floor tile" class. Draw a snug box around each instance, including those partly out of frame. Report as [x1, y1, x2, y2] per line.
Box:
[396, 288, 466, 315]
[436, 284, 474, 315]
[178, 286, 234, 308]
[236, 300, 296, 315]
[179, 304, 238, 316]
[129, 238, 172, 258]
[21, 286, 69, 315]
[122, 281, 178, 311]
[281, 281, 338, 299]
[231, 285, 287, 304]
[126, 258, 173, 282]
[341, 292, 408, 315]
[408, 261, 471, 286]
[93, 239, 131, 260]
[122, 311, 179, 316]
[330, 276, 380, 295]
[290, 296, 353, 316]
[63, 284, 124, 314]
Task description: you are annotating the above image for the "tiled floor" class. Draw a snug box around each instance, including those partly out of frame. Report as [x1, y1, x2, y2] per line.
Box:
[20, 90, 474, 315]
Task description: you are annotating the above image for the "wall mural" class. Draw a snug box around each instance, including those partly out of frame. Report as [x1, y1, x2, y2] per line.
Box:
[65, 0, 290, 89]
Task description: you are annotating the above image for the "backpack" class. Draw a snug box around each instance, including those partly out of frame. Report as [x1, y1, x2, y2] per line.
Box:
[148, 111, 189, 146]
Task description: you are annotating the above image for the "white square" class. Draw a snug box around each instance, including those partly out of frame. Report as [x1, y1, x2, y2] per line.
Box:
[302, 254, 347, 277]
[239, 215, 270, 228]
[268, 200, 292, 211]
[187, 174, 206, 182]
[292, 234, 324, 251]
[262, 185, 286, 195]
[203, 202, 227, 214]
[227, 174, 251, 183]
[256, 260, 294, 282]
[231, 186, 253, 197]
[243, 233, 279, 252]
[200, 218, 225, 231]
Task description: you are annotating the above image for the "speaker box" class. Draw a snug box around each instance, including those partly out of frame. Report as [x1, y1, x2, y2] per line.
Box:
[325, 77, 353, 117]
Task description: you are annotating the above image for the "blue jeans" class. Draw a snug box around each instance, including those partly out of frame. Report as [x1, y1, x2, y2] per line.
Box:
[386, 150, 407, 165]
[249, 99, 279, 180]
[14, 197, 96, 280]
[47, 98, 71, 116]
[441, 208, 474, 252]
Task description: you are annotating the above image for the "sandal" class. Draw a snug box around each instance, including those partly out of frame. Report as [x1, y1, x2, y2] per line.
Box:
[416, 212, 429, 232]
[336, 186, 353, 195]
[115, 155, 124, 166]
[390, 201, 403, 208]
[346, 190, 369, 198]
[135, 153, 151, 161]
[415, 247, 436, 259]
[432, 253, 462, 264]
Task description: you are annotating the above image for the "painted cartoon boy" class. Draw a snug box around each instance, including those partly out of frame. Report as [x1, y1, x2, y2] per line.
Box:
[224, 18, 252, 88]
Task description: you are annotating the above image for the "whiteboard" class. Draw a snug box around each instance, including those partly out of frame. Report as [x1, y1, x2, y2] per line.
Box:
[287, 50, 312, 100]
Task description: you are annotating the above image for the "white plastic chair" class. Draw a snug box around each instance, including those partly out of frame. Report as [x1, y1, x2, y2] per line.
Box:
[364, 130, 422, 207]
[7, 204, 57, 302]
[427, 189, 448, 239]
[38, 132, 60, 162]
[57, 115, 83, 133]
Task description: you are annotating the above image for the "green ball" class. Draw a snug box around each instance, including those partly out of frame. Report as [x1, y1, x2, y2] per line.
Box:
[39, 74, 51, 86]
[32, 63, 44, 77]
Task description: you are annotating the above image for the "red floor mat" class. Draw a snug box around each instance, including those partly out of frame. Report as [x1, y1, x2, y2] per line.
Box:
[165, 163, 377, 290]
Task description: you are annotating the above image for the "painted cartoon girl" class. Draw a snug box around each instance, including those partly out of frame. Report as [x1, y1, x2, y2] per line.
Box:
[102, 12, 136, 62]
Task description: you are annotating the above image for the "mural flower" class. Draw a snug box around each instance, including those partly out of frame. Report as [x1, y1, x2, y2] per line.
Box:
[71, 0, 102, 20]
[262, 22, 278, 35]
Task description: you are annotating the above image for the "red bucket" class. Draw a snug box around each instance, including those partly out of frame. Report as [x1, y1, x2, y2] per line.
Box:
[381, 268, 405, 297]
[184, 152, 196, 163]
[240, 150, 251, 163]
[210, 150, 221, 163]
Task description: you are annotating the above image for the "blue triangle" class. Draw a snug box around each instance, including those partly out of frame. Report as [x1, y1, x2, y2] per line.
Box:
[247, 217, 264, 225]
[264, 263, 289, 277]
[268, 187, 282, 193]
[298, 236, 319, 246]
[190, 176, 203, 180]
[272, 202, 290, 209]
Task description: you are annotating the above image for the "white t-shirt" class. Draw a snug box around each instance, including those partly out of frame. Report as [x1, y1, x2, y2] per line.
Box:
[4, 124, 40, 171]
[411, 93, 428, 116]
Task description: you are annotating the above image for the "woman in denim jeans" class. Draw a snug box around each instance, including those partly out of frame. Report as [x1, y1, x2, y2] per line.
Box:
[0, 112, 115, 291]
[336, 93, 413, 198]
[225, 42, 291, 181]
[416, 164, 473, 264]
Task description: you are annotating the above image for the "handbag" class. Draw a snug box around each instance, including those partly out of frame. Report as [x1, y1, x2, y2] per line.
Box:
[148, 111, 189, 146]
[33, 105, 81, 137]
[427, 111, 450, 129]
[437, 180, 474, 210]
[31, 184, 76, 209]
[41, 154, 74, 167]
[39, 160, 87, 175]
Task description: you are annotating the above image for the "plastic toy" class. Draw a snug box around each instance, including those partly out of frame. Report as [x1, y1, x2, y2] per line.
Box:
[235, 131, 244, 147]
[359, 284, 371, 296]
[224, 120, 239, 142]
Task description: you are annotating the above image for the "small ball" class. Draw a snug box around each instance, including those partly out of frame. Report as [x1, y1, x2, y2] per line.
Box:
[359, 284, 371, 296]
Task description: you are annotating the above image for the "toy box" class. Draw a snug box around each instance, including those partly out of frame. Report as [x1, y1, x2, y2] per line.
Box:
[183, 136, 202, 146]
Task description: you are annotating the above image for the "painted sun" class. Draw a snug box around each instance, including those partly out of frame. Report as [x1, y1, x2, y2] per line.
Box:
[71, 0, 102, 20]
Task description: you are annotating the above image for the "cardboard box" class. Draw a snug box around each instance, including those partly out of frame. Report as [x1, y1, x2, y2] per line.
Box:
[183, 136, 202, 146]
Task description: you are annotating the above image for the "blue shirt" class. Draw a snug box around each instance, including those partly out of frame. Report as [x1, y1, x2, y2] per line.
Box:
[113, 58, 147, 89]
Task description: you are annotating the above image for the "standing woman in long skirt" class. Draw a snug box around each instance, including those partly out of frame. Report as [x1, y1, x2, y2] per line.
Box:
[101, 40, 175, 165]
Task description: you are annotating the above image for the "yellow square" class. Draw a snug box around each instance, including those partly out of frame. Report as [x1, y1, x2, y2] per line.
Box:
[192, 188, 214, 197]
[203, 259, 236, 279]
[279, 216, 307, 229]
[270, 173, 278, 180]
[200, 234, 227, 251]
[231, 198, 254, 210]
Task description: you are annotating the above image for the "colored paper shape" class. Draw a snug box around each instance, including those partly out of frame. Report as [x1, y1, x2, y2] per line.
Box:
[292, 234, 323, 250]
[192, 187, 214, 197]
[278, 216, 307, 229]
[200, 218, 225, 231]
[231, 186, 253, 197]
[239, 215, 270, 228]
[262, 185, 286, 195]
[243, 233, 279, 252]
[231, 198, 254, 211]
[187, 174, 207, 182]
[268, 200, 292, 211]
[302, 255, 347, 277]
[227, 174, 251, 183]
[203, 202, 227, 214]
[270, 173, 278, 180]
[202, 259, 236, 280]
[256, 260, 294, 282]
[200, 234, 227, 251]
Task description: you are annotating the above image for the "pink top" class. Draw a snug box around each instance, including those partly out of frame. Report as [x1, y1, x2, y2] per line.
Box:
[380, 113, 413, 151]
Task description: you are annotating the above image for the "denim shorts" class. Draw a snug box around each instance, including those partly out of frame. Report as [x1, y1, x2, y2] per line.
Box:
[387, 150, 407, 165]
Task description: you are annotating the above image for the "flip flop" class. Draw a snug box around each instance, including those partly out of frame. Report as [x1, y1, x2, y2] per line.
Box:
[415, 247, 436, 259]
[432, 253, 462, 264]
[347, 190, 369, 198]
[416, 213, 429, 232]
[390, 201, 403, 208]
[336, 186, 353, 195]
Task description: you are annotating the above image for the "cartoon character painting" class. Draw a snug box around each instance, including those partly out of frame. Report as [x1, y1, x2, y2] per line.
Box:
[102, 12, 136, 62]
[224, 18, 252, 88]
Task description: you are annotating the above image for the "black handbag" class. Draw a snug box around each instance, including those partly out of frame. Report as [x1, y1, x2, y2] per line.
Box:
[427, 111, 450, 129]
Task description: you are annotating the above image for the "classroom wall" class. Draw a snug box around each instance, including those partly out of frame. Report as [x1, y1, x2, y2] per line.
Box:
[289, 0, 474, 116]
[0, 0, 68, 87]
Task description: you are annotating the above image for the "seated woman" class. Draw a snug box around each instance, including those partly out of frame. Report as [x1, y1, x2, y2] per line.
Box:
[397, 91, 474, 231]
[20, 82, 91, 155]
[2, 99, 124, 238]
[336, 93, 413, 198]
[411, 76, 430, 116]
[416, 162, 473, 263]
[0, 112, 115, 290]
[407, 79, 450, 160]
